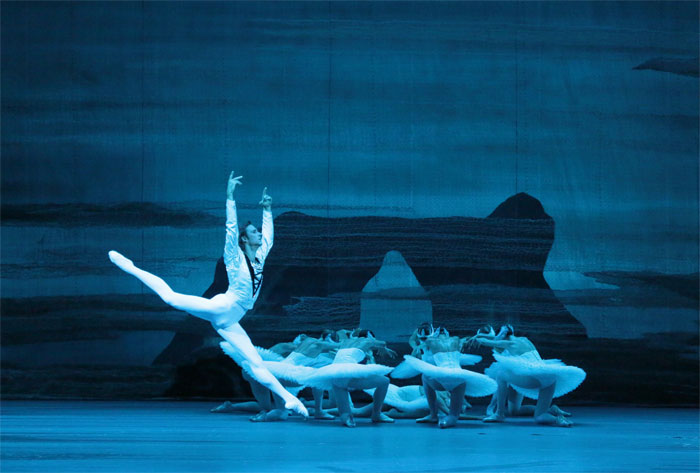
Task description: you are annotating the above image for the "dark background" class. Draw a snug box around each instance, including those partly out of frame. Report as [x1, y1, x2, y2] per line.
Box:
[2, 1, 697, 405]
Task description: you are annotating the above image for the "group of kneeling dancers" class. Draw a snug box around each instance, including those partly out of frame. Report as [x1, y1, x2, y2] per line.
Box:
[108, 172, 585, 429]
[212, 324, 586, 428]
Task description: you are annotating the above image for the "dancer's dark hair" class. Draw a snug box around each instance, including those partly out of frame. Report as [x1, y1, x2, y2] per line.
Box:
[238, 221, 254, 248]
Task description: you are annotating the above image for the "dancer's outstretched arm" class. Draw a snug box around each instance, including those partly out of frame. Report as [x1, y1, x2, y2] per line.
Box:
[256, 187, 274, 263]
[224, 172, 244, 272]
[474, 337, 513, 350]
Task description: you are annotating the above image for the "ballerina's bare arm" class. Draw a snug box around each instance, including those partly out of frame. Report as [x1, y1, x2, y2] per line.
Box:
[474, 337, 513, 350]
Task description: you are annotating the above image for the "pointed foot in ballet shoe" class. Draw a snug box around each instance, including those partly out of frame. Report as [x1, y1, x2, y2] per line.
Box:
[249, 411, 268, 422]
[263, 409, 289, 422]
[108, 251, 134, 270]
[534, 413, 572, 427]
[314, 411, 335, 420]
[371, 413, 395, 424]
[555, 416, 573, 427]
[439, 415, 459, 429]
[549, 405, 572, 417]
[482, 414, 505, 423]
[285, 398, 309, 418]
[211, 401, 235, 413]
[416, 415, 439, 424]
[340, 415, 356, 428]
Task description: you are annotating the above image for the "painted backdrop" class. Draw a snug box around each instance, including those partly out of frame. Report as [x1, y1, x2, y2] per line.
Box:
[2, 1, 698, 404]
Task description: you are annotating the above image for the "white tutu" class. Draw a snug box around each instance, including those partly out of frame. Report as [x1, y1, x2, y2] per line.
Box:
[283, 351, 333, 368]
[391, 353, 497, 397]
[221, 342, 320, 386]
[301, 348, 393, 391]
[220, 341, 258, 379]
[254, 346, 285, 362]
[263, 361, 316, 384]
[263, 351, 334, 385]
[460, 354, 482, 366]
[485, 350, 586, 400]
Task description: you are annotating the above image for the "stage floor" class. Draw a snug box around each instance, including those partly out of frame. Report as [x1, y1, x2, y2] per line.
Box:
[1, 401, 698, 472]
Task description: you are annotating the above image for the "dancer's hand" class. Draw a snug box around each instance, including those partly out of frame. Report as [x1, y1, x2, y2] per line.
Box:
[227, 171, 243, 199]
[259, 187, 272, 210]
[384, 348, 398, 359]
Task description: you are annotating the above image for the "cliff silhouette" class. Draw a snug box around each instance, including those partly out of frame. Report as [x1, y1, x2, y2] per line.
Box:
[155, 193, 586, 374]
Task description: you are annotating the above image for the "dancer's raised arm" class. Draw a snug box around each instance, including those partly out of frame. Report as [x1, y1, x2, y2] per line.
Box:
[224, 171, 244, 269]
[256, 187, 274, 262]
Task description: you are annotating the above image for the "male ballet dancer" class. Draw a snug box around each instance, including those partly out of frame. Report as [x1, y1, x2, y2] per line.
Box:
[108, 171, 308, 417]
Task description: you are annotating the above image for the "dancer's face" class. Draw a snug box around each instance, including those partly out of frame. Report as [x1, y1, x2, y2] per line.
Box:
[242, 224, 262, 247]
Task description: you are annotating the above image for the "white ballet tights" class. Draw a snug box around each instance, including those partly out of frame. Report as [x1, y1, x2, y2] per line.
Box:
[108, 251, 308, 417]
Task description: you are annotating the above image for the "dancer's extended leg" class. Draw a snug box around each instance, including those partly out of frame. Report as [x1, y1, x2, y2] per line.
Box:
[417, 375, 438, 424]
[218, 323, 308, 418]
[108, 251, 227, 322]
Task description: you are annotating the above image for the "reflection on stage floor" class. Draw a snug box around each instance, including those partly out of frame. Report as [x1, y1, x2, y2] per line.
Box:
[1, 401, 698, 472]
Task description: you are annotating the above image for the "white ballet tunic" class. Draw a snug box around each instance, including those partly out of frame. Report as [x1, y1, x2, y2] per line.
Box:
[485, 350, 586, 400]
[392, 352, 497, 397]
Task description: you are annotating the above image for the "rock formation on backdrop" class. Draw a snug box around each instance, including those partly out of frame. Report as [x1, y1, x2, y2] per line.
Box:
[155, 193, 586, 375]
[359, 250, 432, 342]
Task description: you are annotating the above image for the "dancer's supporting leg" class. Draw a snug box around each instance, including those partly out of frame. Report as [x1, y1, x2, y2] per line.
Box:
[439, 383, 466, 429]
[417, 375, 439, 423]
[340, 376, 394, 423]
[507, 388, 571, 417]
[313, 389, 334, 420]
[533, 383, 572, 427]
[483, 379, 508, 422]
[333, 387, 355, 427]
[366, 376, 393, 423]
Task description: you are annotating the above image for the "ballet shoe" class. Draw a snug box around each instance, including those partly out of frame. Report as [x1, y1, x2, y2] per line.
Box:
[314, 410, 335, 420]
[249, 411, 268, 422]
[482, 413, 505, 423]
[285, 398, 309, 418]
[439, 415, 459, 429]
[108, 251, 134, 270]
[416, 414, 439, 424]
[263, 409, 289, 422]
[534, 413, 573, 427]
[211, 401, 235, 413]
[555, 415, 573, 427]
[340, 414, 356, 428]
[549, 405, 572, 417]
[371, 413, 395, 424]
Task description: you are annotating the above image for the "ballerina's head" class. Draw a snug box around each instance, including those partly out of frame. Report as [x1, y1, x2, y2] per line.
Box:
[352, 328, 376, 339]
[321, 329, 340, 343]
[335, 329, 354, 341]
[495, 324, 514, 340]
